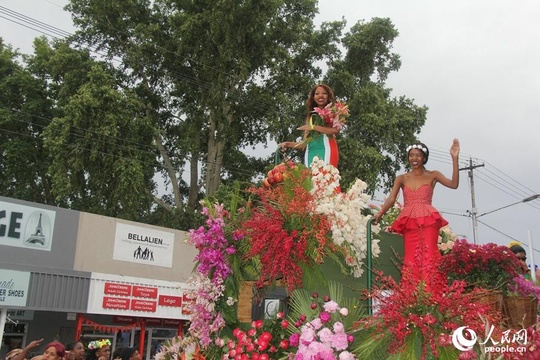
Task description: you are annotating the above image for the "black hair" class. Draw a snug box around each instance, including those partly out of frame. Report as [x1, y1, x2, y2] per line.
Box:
[509, 244, 526, 254]
[66, 342, 82, 351]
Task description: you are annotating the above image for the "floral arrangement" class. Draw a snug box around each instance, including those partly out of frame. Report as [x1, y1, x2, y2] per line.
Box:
[242, 162, 334, 291]
[243, 158, 377, 290]
[352, 270, 503, 359]
[87, 339, 111, 350]
[439, 239, 522, 290]
[216, 313, 291, 359]
[310, 157, 380, 277]
[312, 100, 349, 131]
[178, 161, 376, 352]
[286, 281, 364, 359]
[186, 203, 242, 347]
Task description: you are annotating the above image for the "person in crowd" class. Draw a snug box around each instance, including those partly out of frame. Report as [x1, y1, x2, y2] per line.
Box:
[85, 340, 111, 360]
[11, 340, 64, 360]
[279, 84, 340, 168]
[65, 342, 85, 360]
[5, 349, 24, 360]
[509, 240, 540, 282]
[374, 139, 460, 290]
[111, 348, 140, 360]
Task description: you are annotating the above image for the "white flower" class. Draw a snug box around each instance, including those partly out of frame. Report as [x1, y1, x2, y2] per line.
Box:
[310, 158, 380, 277]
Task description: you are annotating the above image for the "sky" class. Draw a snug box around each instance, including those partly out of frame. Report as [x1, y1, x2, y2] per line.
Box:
[1, 0, 539, 262]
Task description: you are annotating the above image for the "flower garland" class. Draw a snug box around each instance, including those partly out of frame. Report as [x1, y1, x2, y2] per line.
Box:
[87, 339, 111, 350]
[310, 157, 380, 277]
[184, 273, 226, 348]
[185, 203, 241, 348]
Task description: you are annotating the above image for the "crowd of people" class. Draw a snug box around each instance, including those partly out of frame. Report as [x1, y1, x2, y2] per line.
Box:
[2, 339, 140, 360]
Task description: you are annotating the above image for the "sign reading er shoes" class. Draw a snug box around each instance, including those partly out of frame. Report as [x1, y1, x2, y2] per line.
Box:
[0, 269, 31, 307]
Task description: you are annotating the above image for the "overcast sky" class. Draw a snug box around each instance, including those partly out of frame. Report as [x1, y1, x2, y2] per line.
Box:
[1, 0, 539, 262]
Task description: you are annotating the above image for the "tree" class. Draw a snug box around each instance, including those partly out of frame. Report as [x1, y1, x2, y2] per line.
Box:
[0, 2, 427, 229]
[0, 39, 56, 204]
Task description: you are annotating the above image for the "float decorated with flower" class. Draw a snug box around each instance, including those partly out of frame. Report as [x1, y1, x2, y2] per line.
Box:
[155, 157, 540, 360]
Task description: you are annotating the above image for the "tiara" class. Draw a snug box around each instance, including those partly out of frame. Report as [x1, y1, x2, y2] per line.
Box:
[88, 339, 111, 350]
[406, 144, 427, 153]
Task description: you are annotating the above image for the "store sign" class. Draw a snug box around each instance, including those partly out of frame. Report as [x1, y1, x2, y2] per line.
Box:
[8, 309, 34, 320]
[87, 273, 191, 320]
[104, 283, 132, 296]
[0, 201, 56, 251]
[159, 295, 182, 307]
[113, 223, 174, 268]
[132, 286, 158, 299]
[0, 269, 31, 306]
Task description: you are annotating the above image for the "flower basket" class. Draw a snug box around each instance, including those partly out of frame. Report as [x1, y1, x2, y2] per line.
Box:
[503, 295, 538, 329]
[468, 289, 504, 313]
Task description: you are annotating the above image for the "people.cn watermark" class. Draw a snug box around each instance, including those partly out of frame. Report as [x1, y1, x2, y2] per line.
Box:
[452, 325, 527, 354]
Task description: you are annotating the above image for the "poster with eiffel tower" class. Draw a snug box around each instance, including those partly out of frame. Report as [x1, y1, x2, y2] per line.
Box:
[0, 201, 56, 251]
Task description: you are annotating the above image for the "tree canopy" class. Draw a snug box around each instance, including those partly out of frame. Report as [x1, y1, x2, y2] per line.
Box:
[0, 0, 427, 229]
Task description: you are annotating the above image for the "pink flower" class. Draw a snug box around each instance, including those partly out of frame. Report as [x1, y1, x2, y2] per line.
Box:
[300, 327, 315, 343]
[338, 351, 355, 360]
[331, 332, 349, 351]
[319, 311, 331, 323]
[310, 318, 323, 330]
[317, 328, 334, 343]
[333, 322, 345, 334]
[323, 300, 340, 313]
[339, 308, 349, 316]
[289, 333, 300, 347]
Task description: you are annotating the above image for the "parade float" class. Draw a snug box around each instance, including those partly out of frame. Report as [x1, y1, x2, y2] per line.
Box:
[155, 158, 540, 360]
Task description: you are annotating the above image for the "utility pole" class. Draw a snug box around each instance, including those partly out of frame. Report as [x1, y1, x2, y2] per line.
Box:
[459, 158, 485, 244]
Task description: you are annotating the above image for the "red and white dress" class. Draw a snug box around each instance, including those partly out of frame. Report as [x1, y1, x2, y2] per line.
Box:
[391, 183, 447, 290]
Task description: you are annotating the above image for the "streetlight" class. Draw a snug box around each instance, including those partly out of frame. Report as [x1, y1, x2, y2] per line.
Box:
[471, 194, 540, 244]
[477, 194, 540, 218]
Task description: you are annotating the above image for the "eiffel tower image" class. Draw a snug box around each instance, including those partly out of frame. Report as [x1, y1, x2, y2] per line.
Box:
[25, 213, 46, 246]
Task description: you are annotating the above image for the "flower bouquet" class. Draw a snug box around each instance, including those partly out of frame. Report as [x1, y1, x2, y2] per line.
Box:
[303, 100, 349, 146]
[437, 225, 458, 255]
[312, 100, 349, 131]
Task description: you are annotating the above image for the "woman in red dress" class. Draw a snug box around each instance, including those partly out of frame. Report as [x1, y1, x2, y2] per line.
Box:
[374, 139, 460, 291]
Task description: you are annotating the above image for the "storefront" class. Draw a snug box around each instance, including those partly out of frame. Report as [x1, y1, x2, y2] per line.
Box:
[0, 196, 198, 359]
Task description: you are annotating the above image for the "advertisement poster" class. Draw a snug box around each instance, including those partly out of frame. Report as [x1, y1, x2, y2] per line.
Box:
[113, 223, 174, 268]
[0, 201, 56, 251]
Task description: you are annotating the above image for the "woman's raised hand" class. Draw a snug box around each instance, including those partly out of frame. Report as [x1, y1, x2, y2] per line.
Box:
[450, 138, 460, 158]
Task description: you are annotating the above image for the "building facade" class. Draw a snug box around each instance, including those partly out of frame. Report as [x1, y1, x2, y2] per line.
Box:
[0, 196, 197, 360]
